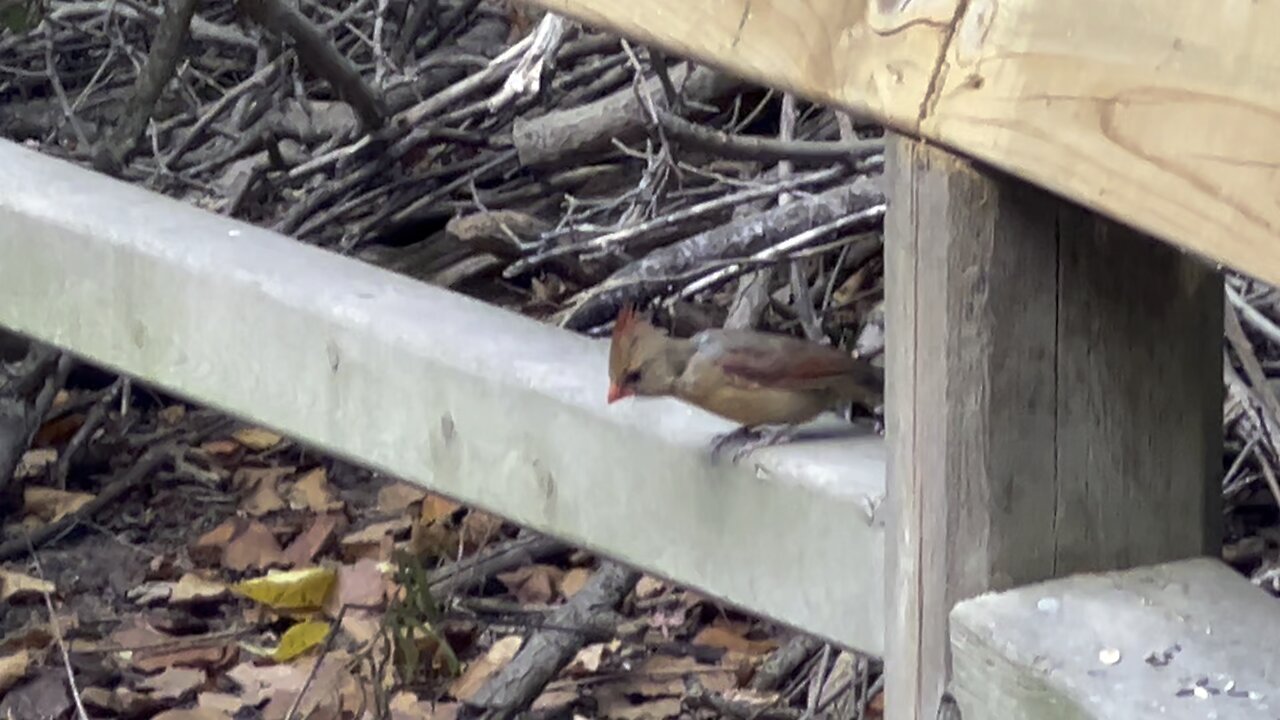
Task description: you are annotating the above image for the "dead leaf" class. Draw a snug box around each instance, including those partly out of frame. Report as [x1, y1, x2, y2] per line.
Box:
[232, 427, 283, 451]
[140, 666, 207, 702]
[596, 692, 682, 720]
[340, 609, 383, 647]
[242, 619, 331, 663]
[532, 687, 578, 711]
[459, 510, 504, 553]
[0, 568, 55, 603]
[448, 635, 522, 701]
[561, 567, 591, 598]
[110, 620, 237, 673]
[635, 575, 667, 599]
[0, 650, 30, 694]
[158, 404, 186, 426]
[259, 654, 348, 720]
[288, 467, 344, 513]
[234, 566, 336, 610]
[233, 466, 293, 517]
[389, 692, 459, 720]
[565, 642, 611, 676]
[0, 671, 71, 720]
[83, 686, 163, 717]
[326, 559, 387, 613]
[200, 439, 240, 456]
[420, 493, 462, 523]
[223, 519, 287, 572]
[497, 565, 563, 605]
[191, 519, 239, 567]
[378, 482, 427, 514]
[227, 661, 306, 706]
[24, 486, 94, 523]
[171, 574, 229, 605]
[340, 518, 411, 562]
[284, 513, 344, 567]
[153, 709, 234, 720]
[128, 580, 174, 606]
[691, 626, 779, 656]
[197, 692, 244, 715]
[867, 688, 884, 719]
[14, 448, 57, 480]
[34, 413, 83, 447]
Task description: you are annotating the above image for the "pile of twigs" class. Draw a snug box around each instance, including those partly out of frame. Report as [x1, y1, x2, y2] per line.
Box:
[0, 0, 888, 348]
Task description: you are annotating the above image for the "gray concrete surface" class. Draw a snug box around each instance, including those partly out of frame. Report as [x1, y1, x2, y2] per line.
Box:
[951, 557, 1280, 719]
[0, 140, 888, 653]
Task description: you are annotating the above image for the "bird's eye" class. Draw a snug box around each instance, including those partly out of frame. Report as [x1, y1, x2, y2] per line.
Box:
[622, 370, 641, 385]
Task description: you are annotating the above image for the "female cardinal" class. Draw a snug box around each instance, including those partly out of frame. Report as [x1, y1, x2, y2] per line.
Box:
[606, 304, 883, 460]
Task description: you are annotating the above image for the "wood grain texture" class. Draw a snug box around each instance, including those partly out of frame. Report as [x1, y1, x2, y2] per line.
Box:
[951, 558, 1280, 720]
[522, 0, 1280, 287]
[883, 135, 1222, 720]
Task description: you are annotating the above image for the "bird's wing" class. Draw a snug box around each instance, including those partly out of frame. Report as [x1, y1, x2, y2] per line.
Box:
[693, 330, 872, 392]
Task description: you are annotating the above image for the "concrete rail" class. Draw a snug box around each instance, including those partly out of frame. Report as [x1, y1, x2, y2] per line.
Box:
[0, 140, 888, 653]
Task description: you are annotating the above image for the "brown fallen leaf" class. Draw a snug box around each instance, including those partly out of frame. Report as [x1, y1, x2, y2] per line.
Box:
[15, 448, 57, 480]
[377, 482, 427, 514]
[532, 687, 578, 711]
[0, 650, 31, 694]
[565, 642, 613, 676]
[459, 510, 505, 554]
[110, 620, 237, 673]
[200, 439, 241, 456]
[82, 686, 163, 717]
[197, 692, 244, 715]
[339, 609, 383, 647]
[561, 567, 592, 598]
[326, 558, 387, 614]
[223, 520, 287, 572]
[23, 486, 93, 523]
[340, 518, 412, 562]
[227, 661, 307, 706]
[389, 691, 459, 720]
[158, 404, 186, 426]
[34, 413, 84, 447]
[635, 575, 667, 599]
[259, 654, 349, 720]
[691, 625, 779, 657]
[596, 693, 682, 720]
[153, 708, 234, 720]
[139, 666, 207, 703]
[0, 568, 55, 603]
[420, 493, 462, 523]
[170, 573, 230, 605]
[448, 635, 522, 702]
[284, 513, 344, 567]
[232, 427, 283, 451]
[288, 467, 344, 513]
[233, 466, 293, 517]
[497, 564, 563, 605]
[191, 519, 239, 567]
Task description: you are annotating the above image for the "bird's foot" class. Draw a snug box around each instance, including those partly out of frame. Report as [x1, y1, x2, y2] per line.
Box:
[709, 426, 757, 462]
[727, 425, 798, 463]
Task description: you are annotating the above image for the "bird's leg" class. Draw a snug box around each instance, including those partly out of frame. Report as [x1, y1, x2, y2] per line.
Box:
[729, 424, 799, 462]
[709, 425, 758, 461]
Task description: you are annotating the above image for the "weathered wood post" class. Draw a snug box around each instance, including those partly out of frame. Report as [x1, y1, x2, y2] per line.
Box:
[883, 136, 1224, 720]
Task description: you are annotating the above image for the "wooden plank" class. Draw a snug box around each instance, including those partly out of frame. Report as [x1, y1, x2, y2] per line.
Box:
[883, 135, 1222, 720]
[951, 558, 1280, 720]
[524, 0, 1280, 288]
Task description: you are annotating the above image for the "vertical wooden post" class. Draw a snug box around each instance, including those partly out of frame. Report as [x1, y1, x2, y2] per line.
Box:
[883, 135, 1223, 720]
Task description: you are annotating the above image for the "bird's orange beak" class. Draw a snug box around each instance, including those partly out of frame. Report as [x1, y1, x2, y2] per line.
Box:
[607, 383, 631, 404]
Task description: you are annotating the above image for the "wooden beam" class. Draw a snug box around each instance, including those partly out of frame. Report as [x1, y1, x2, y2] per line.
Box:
[951, 558, 1280, 720]
[883, 135, 1222, 720]
[525, 0, 1280, 288]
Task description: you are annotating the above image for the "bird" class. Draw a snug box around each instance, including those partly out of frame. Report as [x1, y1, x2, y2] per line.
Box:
[606, 304, 883, 461]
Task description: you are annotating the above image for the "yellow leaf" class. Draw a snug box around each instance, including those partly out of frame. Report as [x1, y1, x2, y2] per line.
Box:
[231, 427, 282, 451]
[233, 567, 336, 610]
[241, 620, 332, 663]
